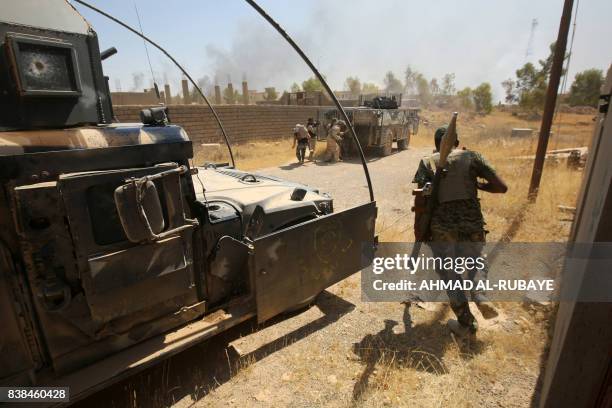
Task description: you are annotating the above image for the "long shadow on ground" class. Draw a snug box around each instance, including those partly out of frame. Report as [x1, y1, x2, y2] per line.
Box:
[73, 290, 354, 408]
[351, 302, 487, 404]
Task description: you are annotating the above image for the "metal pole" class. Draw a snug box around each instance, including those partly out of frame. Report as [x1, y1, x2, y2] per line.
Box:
[528, 0, 574, 201]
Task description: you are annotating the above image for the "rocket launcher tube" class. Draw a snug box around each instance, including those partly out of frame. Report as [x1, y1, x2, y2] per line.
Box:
[409, 112, 458, 267]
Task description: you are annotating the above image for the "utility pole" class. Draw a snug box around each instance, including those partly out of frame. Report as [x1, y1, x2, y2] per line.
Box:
[528, 0, 574, 201]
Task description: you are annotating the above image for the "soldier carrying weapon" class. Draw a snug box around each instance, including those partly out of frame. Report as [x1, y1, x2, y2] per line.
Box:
[306, 117, 319, 161]
[412, 113, 508, 337]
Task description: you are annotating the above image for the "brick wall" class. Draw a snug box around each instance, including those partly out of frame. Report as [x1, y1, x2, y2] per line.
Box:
[113, 104, 321, 145]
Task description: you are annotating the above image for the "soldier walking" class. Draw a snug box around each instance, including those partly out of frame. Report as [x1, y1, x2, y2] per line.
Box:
[306, 117, 319, 161]
[412, 125, 508, 337]
[324, 119, 345, 163]
[292, 123, 310, 164]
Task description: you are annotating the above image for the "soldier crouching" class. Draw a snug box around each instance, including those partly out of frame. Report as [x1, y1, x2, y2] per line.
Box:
[413, 125, 508, 337]
[324, 119, 345, 163]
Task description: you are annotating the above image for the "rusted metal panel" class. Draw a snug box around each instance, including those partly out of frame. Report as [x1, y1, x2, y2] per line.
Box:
[252, 202, 377, 323]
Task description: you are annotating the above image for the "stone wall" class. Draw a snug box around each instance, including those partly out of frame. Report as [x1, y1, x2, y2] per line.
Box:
[113, 104, 322, 145]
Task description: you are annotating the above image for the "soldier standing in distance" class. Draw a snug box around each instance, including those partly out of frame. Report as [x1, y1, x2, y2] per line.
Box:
[292, 123, 310, 164]
[412, 125, 508, 337]
[306, 117, 319, 161]
[324, 119, 344, 163]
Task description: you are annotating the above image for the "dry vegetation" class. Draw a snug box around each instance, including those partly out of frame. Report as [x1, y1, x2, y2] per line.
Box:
[180, 109, 595, 408]
[359, 109, 594, 407]
[193, 138, 319, 171]
[385, 109, 593, 243]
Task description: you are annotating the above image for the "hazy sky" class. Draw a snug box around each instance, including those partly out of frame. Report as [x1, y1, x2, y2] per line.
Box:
[74, 0, 612, 102]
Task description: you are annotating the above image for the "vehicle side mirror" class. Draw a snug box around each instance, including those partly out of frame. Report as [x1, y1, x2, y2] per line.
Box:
[115, 178, 165, 242]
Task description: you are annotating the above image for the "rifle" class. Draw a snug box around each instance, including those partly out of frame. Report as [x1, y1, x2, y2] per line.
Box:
[409, 112, 458, 264]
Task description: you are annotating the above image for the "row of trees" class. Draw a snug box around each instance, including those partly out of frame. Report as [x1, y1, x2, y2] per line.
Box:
[502, 42, 604, 111]
[339, 68, 493, 114]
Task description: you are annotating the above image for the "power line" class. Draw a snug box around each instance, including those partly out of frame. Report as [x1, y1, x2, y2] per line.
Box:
[553, 0, 580, 149]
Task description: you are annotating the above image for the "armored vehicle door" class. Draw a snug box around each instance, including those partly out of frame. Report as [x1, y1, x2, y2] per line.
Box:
[251, 202, 376, 323]
[56, 163, 199, 326]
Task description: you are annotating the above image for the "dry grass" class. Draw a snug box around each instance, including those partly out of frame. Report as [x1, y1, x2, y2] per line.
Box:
[194, 109, 594, 407]
[192, 138, 329, 171]
[385, 109, 594, 243]
[368, 109, 594, 407]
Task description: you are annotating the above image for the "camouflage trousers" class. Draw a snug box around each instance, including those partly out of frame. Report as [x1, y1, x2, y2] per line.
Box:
[296, 141, 308, 163]
[324, 140, 340, 162]
[429, 228, 488, 328]
[308, 138, 317, 160]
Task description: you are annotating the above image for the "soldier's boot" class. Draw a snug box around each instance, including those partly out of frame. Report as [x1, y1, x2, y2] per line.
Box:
[473, 293, 499, 319]
[447, 318, 478, 337]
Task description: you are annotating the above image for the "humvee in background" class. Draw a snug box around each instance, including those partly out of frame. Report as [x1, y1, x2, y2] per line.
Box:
[0, 0, 376, 402]
[321, 94, 420, 157]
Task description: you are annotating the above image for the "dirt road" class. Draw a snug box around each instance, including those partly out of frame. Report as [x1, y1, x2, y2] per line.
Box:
[261, 146, 430, 238]
[75, 145, 544, 408]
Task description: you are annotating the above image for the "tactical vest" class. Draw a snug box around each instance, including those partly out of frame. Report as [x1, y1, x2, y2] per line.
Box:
[429, 149, 478, 203]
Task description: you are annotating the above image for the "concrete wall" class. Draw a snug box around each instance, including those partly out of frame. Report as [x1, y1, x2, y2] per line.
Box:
[113, 104, 320, 145]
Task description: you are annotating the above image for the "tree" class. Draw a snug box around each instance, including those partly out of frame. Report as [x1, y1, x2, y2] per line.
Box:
[429, 78, 440, 96]
[513, 62, 547, 111]
[290, 82, 301, 92]
[457, 87, 473, 110]
[442, 73, 456, 96]
[472, 82, 493, 114]
[510, 42, 568, 112]
[404, 65, 418, 95]
[415, 74, 431, 107]
[345, 76, 362, 95]
[568, 69, 603, 107]
[383, 71, 403, 94]
[301, 77, 324, 92]
[263, 87, 278, 101]
[501, 78, 517, 103]
[362, 82, 380, 94]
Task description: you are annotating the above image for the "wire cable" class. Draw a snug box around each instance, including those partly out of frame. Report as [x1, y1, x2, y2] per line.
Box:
[133, 0, 160, 100]
[553, 0, 580, 149]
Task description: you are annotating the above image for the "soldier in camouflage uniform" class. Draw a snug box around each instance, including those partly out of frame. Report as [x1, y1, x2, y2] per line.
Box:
[306, 118, 319, 161]
[292, 124, 310, 164]
[413, 125, 508, 336]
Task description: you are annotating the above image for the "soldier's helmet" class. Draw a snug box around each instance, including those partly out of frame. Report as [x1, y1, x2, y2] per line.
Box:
[434, 125, 458, 150]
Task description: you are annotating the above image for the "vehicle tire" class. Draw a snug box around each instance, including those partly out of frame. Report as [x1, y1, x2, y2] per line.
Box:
[397, 137, 409, 150]
[379, 129, 393, 156]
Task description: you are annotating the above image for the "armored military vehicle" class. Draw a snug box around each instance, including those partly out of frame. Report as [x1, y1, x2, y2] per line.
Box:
[321, 94, 420, 156]
[0, 0, 376, 402]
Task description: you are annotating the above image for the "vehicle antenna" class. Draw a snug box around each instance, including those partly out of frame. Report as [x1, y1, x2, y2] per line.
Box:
[133, 0, 160, 100]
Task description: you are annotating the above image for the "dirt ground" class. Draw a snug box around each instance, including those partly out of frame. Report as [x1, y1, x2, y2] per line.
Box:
[75, 109, 594, 408]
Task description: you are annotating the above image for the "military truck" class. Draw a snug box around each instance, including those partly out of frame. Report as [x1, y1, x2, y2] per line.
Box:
[0, 0, 376, 402]
[321, 94, 420, 157]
